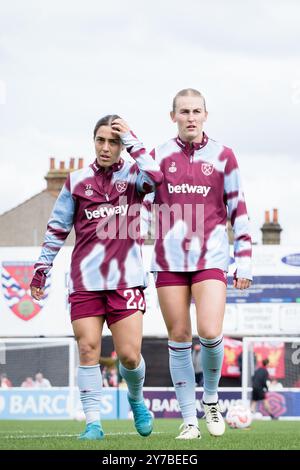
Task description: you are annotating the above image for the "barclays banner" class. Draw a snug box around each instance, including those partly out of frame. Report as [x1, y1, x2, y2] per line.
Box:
[1, 387, 299, 420]
[0, 388, 71, 419]
[0, 387, 129, 420]
[144, 389, 300, 419]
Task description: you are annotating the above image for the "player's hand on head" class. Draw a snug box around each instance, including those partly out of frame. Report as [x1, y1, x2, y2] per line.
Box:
[233, 278, 252, 290]
[31, 286, 44, 301]
[111, 118, 130, 137]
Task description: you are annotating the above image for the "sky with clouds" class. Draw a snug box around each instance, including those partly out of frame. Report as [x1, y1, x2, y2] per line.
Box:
[0, 0, 299, 244]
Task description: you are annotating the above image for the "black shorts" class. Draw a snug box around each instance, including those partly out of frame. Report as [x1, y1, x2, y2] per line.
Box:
[252, 388, 266, 401]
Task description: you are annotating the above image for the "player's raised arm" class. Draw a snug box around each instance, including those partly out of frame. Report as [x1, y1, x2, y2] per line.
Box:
[111, 118, 163, 194]
[30, 175, 75, 298]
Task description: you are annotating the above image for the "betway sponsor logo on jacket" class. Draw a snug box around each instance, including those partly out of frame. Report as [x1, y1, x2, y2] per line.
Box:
[85, 205, 129, 220]
[168, 183, 211, 197]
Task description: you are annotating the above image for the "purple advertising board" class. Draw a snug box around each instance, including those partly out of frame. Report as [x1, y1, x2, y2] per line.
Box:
[142, 389, 300, 419]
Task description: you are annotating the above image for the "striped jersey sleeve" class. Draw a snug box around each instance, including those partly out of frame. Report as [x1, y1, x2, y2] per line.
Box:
[224, 150, 252, 280]
[121, 132, 163, 194]
[31, 175, 75, 288]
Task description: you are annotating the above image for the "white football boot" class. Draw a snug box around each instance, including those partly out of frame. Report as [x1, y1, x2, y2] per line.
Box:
[175, 423, 201, 440]
[202, 401, 225, 436]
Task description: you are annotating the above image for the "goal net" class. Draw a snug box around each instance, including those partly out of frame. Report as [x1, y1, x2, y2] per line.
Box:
[241, 336, 300, 419]
[0, 338, 77, 419]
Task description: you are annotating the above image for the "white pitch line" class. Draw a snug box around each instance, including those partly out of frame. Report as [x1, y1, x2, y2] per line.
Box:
[1, 434, 78, 439]
[0, 431, 24, 434]
[1, 431, 166, 440]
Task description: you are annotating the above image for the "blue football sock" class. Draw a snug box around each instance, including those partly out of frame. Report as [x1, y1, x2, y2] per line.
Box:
[168, 341, 197, 426]
[199, 335, 224, 403]
[119, 356, 145, 402]
[77, 365, 102, 425]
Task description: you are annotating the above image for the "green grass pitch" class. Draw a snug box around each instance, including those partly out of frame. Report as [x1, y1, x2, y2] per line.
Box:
[0, 419, 299, 450]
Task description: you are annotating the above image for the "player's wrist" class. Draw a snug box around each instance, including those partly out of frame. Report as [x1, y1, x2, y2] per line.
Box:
[30, 270, 46, 289]
[120, 130, 139, 148]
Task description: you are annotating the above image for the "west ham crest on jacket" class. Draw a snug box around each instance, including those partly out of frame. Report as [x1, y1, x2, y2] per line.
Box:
[201, 163, 214, 176]
[115, 180, 128, 193]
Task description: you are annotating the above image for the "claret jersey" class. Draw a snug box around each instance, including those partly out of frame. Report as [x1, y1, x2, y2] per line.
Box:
[31, 132, 163, 292]
[144, 133, 252, 280]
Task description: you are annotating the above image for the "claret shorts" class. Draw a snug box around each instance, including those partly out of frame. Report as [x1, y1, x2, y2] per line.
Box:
[154, 268, 227, 288]
[69, 287, 146, 327]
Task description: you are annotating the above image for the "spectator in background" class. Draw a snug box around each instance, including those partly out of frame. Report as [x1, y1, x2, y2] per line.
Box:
[0, 373, 12, 388]
[107, 368, 118, 387]
[34, 372, 51, 388]
[100, 351, 122, 387]
[102, 365, 121, 387]
[102, 367, 110, 387]
[192, 344, 203, 386]
[21, 376, 35, 388]
[251, 358, 275, 418]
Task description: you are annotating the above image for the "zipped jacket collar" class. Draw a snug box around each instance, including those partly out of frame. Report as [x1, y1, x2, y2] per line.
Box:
[90, 158, 124, 175]
[175, 133, 209, 156]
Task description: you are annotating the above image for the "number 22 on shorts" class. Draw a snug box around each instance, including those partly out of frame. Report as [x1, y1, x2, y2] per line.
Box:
[124, 289, 145, 311]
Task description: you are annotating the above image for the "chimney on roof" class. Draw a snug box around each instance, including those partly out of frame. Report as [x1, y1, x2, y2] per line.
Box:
[265, 210, 270, 224]
[261, 208, 282, 244]
[45, 157, 84, 195]
[69, 158, 75, 170]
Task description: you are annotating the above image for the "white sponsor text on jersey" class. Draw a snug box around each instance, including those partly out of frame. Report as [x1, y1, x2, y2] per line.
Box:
[168, 183, 211, 197]
[85, 205, 129, 220]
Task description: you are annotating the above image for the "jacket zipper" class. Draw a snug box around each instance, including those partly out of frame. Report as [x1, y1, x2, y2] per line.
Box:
[95, 170, 111, 202]
[187, 148, 194, 177]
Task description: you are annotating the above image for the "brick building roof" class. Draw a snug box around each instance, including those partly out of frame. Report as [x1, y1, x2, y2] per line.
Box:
[0, 158, 83, 246]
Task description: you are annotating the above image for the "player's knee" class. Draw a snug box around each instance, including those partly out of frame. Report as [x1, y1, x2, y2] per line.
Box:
[77, 340, 99, 364]
[119, 351, 140, 369]
[169, 329, 191, 343]
[198, 330, 222, 340]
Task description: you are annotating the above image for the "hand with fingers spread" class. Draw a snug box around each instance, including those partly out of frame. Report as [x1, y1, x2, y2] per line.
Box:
[31, 286, 44, 301]
[233, 278, 252, 290]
